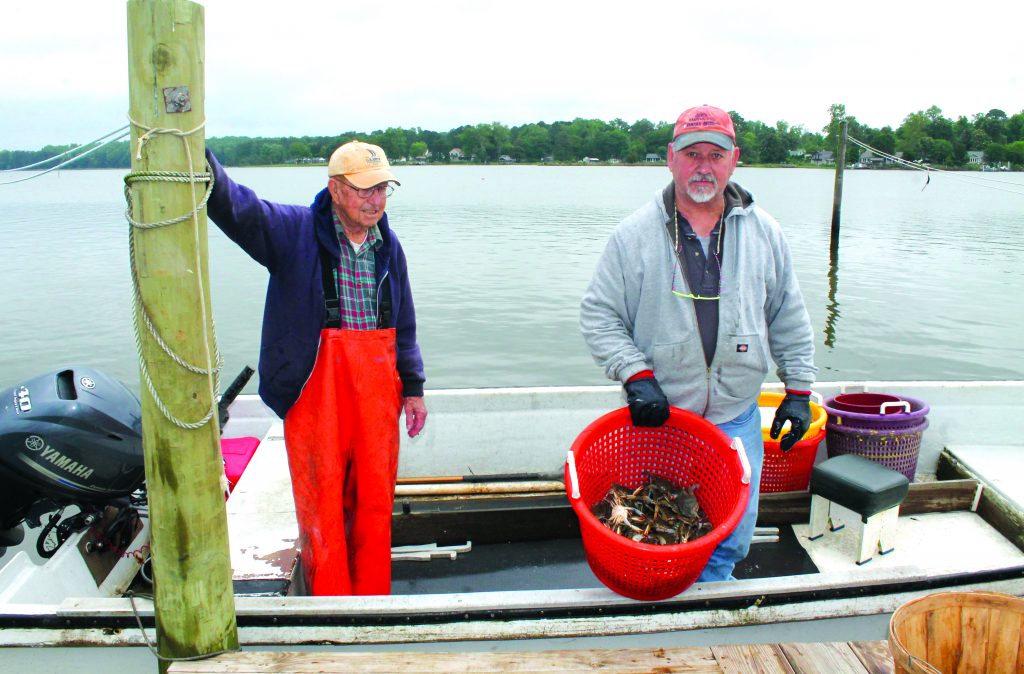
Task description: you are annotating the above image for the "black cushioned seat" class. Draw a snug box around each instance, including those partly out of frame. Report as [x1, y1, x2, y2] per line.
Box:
[810, 454, 910, 521]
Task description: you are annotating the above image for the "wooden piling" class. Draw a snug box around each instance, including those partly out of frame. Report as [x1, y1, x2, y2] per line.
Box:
[830, 119, 848, 252]
[126, 0, 238, 670]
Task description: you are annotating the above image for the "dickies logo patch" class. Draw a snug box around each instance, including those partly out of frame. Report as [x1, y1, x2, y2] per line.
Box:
[736, 344, 749, 353]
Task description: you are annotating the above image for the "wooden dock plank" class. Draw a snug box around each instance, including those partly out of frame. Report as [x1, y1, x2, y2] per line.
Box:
[169, 642, 893, 673]
[778, 642, 872, 674]
[712, 643, 796, 673]
[847, 641, 895, 674]
[168, 646, 721, 673]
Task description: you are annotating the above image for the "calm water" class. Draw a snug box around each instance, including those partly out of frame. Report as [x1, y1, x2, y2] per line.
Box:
[1, 165, 1023, 396]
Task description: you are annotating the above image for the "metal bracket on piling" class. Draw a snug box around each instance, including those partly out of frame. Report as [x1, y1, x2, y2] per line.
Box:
[163, 86, 191, 113]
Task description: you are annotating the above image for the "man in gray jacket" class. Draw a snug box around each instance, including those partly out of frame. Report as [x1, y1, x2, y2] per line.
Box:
[579, 105, 817, 581]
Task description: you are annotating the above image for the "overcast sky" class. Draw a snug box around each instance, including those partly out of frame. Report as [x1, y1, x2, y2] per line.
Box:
[1, 1, 1021, 151]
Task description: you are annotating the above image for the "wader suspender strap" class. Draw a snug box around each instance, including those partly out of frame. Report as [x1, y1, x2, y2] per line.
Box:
[319, 245, 394, 329]
[319, 247, 342, 329]
[377, 278, 392, 328]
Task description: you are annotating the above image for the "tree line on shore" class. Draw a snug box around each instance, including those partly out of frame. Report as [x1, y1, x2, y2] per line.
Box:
[2, 104, 1023, 171]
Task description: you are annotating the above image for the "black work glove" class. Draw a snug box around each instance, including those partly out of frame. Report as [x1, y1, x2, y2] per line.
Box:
[624, 376, 670, 427]
[770, 390, 812, 452]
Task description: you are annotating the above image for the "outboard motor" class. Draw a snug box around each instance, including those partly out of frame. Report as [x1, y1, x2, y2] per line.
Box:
[0, 367, 145, 554]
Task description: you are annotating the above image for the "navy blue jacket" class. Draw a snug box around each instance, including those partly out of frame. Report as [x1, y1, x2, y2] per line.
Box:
[205, 150, 425, 419]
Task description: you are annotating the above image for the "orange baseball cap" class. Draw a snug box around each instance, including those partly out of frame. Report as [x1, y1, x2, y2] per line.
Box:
[671, 105, 736, 151]
[327, 141, 400, 188]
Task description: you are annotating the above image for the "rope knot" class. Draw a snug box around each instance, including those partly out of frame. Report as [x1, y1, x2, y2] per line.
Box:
[124, 115, 221, 431]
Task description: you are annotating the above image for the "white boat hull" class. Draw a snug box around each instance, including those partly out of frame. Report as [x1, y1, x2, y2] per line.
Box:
[2, 380, 1022, 658]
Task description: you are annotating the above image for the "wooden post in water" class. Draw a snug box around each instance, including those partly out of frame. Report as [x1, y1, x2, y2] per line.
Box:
[126, 0, 238, 669]
[830, 119, 848, 252]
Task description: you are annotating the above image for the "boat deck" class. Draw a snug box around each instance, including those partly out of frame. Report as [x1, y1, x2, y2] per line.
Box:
[168, 640, 897, 673]
[946, 444, 1024, 510]
[226, 422, 1024, 598]
[390, 525, 815, 595]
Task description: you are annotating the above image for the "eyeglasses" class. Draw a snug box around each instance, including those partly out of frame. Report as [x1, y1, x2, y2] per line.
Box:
[337, 179, 395, 199]
[671, 255, 721, 300]
[670, 210, 723, 301]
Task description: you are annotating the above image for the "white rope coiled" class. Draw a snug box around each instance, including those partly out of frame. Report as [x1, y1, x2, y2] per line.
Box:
[124, 117, 222, 430]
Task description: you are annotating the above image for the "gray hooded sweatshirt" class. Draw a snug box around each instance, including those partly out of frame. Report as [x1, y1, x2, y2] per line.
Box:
[579, 182, 816, 424]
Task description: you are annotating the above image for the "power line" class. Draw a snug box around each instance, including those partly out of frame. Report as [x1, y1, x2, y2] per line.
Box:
[848, 135, 1024, 196]
[0, 124, 130, 183]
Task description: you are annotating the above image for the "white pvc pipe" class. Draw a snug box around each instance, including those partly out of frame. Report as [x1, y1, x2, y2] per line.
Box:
[731, 436, 752, 485]
[566, 450, 581, 499]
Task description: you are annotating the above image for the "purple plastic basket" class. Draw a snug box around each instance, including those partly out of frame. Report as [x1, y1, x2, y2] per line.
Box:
[825, 418, 929, 481]
[823, 394, 929, 431]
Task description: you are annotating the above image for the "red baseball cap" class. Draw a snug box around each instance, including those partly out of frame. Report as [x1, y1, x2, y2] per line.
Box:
[671, 105, 736, 151]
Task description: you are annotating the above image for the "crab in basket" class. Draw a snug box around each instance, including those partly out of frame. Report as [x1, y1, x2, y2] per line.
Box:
[590, 473, 712, 545]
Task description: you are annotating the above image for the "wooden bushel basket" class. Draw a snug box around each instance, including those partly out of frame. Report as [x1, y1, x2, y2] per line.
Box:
[888, 591, 1024, 673]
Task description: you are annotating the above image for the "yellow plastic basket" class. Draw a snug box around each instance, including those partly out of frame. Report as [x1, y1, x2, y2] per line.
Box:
[757, 391, 826, 442]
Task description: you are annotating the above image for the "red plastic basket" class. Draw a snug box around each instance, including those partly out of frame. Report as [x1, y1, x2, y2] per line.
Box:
[761, 427, 826, 493]
[565, 407, 751, 601]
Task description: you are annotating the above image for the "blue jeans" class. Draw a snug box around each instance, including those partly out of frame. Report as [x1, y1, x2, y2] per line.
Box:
[697, 402, 764, 582]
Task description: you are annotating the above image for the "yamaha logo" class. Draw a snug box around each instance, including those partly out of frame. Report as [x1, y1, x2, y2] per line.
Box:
[24, 436, 96, 479]
[80, 377, 96, 389]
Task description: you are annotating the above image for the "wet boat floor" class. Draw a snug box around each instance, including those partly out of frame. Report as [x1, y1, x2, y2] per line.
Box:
[391, 525, 817, 595]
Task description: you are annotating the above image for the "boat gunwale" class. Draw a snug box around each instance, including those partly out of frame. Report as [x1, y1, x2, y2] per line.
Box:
[30, 561, 1024, 622]
[1, 572, 1022, 649]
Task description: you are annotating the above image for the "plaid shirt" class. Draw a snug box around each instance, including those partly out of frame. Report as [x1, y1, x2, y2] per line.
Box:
[332, 212, 381, 330]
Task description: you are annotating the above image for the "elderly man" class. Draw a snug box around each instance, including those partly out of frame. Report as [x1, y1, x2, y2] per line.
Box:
[206, 141, 427, 595]
[579, 105, 816, 581]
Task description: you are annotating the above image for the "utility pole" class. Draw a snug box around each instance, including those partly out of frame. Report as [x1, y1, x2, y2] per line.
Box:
[126, 1, 238, 670]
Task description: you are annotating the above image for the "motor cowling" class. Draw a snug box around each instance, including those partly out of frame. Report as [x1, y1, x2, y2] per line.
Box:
[0, 367, 144, 529]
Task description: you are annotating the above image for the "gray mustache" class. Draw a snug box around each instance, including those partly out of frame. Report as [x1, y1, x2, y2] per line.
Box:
[688, 173, 717, 186]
